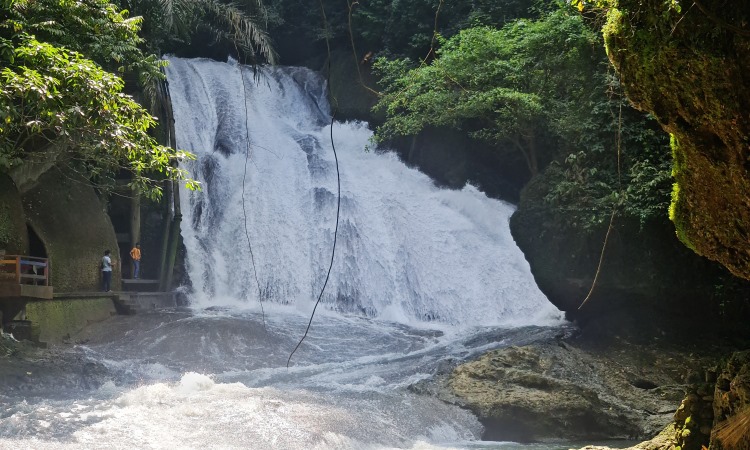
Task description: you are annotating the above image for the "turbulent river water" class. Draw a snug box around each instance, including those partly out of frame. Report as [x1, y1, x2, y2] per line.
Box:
[0, 58, 571, 449]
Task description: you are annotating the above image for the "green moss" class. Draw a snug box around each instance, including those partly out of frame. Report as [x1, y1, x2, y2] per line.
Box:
[24, 297, 116, 343]
[668, 136, 695, 252]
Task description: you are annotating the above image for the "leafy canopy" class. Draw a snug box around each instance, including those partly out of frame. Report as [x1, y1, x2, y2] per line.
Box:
[373, 5, 672, 230]
[373, 9, 600, 176]
[0, 0, 197, 198]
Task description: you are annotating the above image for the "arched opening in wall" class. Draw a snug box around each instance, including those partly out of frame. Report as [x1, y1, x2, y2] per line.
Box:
[27, 224, 47, 258]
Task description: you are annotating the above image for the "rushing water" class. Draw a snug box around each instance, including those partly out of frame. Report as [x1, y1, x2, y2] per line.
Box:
[0, 58, 568, 449]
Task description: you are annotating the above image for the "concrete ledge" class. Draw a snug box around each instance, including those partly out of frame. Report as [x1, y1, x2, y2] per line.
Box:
[118, 292, 179, 310]
[54, 292, 116, 299]
[122, 279, 160, 292]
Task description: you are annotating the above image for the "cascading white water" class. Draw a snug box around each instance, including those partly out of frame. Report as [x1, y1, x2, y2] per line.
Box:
[166, 56, 562, 328]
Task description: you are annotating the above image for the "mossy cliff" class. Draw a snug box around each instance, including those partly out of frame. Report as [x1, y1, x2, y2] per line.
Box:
[602, 0, 750, 280]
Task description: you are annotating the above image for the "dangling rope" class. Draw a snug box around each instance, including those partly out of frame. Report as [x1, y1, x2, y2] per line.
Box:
[237, 60, 267, 330]
[287, 0, 342, 368]
[345, 0, 445, 96]
[578, 65, 625, 310]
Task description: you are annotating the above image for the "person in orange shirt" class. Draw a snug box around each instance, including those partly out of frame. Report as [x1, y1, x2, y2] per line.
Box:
[130, 242, 141, 279]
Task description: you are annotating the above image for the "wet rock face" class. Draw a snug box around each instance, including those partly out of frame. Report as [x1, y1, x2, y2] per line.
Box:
[422, 338, 704, 443]
[447, 346, 639, 442]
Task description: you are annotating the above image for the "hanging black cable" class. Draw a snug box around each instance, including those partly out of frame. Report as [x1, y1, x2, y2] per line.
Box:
[237, 61, 267, 331]
[287, 0, 341, 368]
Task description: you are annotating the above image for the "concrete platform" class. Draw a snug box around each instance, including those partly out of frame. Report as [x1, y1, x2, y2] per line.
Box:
[112, 291, 180, 315]
[121, 279, 160, 292]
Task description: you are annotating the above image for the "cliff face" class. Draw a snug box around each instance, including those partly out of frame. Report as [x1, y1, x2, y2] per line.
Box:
[510, 171, 750, 333]
[602, 0, 750, 280]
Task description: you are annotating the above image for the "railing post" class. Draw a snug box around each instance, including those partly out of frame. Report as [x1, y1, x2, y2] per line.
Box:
[15, 256, 20, 284]
[45, 258, 49, 286]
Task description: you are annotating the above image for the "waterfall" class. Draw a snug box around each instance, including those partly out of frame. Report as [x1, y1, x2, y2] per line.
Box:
[165, 57, 562, 327]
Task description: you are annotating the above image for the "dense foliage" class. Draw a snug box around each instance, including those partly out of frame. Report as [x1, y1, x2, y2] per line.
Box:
[264, 0, 553, 64]
[372, 7, 672, 231]
[0, 0, 197, 198]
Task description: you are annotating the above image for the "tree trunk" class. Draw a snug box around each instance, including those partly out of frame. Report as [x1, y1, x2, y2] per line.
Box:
[524, 132, 538, 176]
[510, 134, 538, 177]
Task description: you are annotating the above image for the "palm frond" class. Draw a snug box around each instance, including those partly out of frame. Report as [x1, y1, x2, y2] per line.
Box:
[157, 0, 194, 39]
[715, 407, 750, 450]
[198, 0, 277, 64]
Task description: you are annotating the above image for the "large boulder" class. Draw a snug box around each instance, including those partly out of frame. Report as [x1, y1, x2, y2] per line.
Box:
[608, 350, 750, 450]
[419, 336, 705, 442]
[603, 0, 750, 280]
[21, 170, 121, 292]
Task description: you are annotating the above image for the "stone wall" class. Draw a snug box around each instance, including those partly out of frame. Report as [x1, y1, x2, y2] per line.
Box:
[21, 170, 121, 292]
[24, 296, 116, 344]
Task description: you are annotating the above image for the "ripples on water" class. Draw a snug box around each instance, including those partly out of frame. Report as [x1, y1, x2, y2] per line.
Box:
[1, 308, 573, 449]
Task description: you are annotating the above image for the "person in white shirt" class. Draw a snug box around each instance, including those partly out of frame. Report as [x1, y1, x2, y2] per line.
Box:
[101, 249, 114, 292]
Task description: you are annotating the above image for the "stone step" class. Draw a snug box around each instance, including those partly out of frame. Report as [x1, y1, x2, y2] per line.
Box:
[121, 279, 160, 293]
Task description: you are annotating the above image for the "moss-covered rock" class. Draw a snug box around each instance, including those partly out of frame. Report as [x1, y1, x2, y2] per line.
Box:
[0, 174, 29, 255]
[21, 170, 121, 292]
[602, 0, 750, 279]
[434, 336, 703, 442]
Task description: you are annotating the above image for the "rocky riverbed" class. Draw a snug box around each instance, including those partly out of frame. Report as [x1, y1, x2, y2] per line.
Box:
[2, 319, 747, 449]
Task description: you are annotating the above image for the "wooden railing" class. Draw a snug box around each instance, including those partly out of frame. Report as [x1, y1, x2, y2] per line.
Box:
[0, 255, 49, 286]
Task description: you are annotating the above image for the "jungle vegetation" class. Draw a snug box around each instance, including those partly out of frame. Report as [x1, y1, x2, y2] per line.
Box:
[0, 0, 274, 198]
[364, 3, 672, 233]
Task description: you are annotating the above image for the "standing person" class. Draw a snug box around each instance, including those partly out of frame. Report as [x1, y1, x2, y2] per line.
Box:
[101, 249, 114, 292]
[130, 242, 141, 279]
